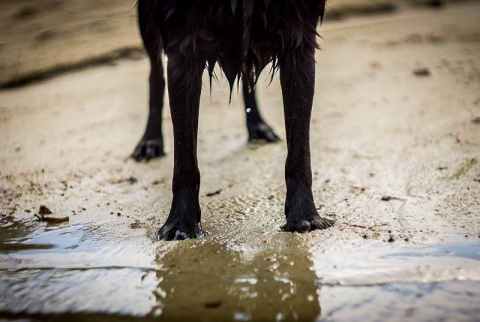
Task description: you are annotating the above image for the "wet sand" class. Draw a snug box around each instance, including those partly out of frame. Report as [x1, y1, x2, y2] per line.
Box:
[1, 1, 480, 321]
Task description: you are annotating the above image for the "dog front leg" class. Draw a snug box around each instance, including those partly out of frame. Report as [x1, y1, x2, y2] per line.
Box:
[157, 53, 205, 240]
[279, 46, 331, 233]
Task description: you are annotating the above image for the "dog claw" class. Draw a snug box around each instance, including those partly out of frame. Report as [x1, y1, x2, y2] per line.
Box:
[248, 122, 280, 142]
[131, 138, 165, 161]
[156, 222, 205, 241]
[283, 216, 332, 233]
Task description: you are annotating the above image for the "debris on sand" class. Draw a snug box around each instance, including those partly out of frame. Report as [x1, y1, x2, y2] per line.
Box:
[206, 189, 222, 197]
[129, 221, 145, 229]
[1, 213, 15, 226]
[112, 176, 138, 185]
[413, 67, 431, 77]
[125, 176, 138, 185]
[39, 205, 52, 215]
[34, 205, 69, 222]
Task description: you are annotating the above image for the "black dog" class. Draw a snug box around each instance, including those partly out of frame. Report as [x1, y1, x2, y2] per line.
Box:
[134, 0, 331, 240]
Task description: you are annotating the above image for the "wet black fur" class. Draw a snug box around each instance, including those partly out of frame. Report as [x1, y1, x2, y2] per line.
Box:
[134, 0, 331, 240]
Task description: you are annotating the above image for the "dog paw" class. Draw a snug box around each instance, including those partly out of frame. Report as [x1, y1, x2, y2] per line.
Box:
[283, 216, 332, 233]
[131, 138, 165, 161]
[248, 122, 280, 142]
[156, 222, 205, 241]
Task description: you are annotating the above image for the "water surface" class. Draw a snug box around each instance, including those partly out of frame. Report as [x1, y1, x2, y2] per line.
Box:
[1, 220, 479, 321]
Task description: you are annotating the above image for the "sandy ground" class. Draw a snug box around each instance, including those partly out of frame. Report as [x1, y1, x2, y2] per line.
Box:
[1, 1, 480, 320]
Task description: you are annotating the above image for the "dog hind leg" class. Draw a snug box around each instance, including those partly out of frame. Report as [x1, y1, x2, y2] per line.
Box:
[132, 3, 166, 161]
[242, 77, 280, 142]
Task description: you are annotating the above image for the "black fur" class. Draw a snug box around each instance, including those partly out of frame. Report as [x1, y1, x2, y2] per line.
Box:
[134, 0, 331, 240]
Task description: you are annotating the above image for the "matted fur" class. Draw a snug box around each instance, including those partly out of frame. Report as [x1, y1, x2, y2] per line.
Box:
[138, 0, 325, 93]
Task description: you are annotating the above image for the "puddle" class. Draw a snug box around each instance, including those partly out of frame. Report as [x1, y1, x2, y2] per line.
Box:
[0, 221, 159, 319]
[1, 221, 479, 321]
[320, 280, 480, 322]
[149, 239, 321, 321]
[314, 240, 480, 321]
[312, 240, 480, 286]
[0, 221, 320, 321]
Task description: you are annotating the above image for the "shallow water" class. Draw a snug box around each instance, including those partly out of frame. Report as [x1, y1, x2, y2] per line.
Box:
[1, 221, 479, 321]
[0, 221, 159, 319]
